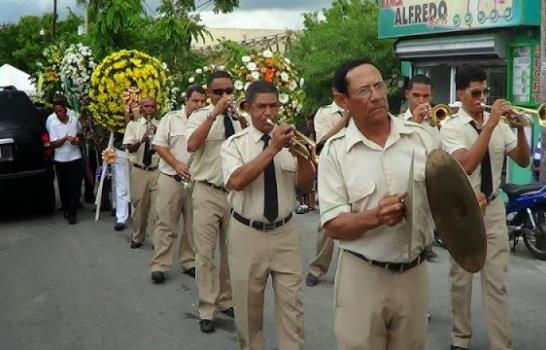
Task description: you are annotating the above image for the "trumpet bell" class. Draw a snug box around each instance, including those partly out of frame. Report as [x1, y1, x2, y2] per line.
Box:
[538, 103, 546, 128]
[430, 104, 452, 126]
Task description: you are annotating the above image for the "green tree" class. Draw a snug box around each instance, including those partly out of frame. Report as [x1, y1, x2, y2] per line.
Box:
[288, 0, 400, 113]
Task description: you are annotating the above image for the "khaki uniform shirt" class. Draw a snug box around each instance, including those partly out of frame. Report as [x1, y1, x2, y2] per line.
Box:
[123, 116, 160, 168]
[440, 107, 517, 196]
[187, 104, 243, 187]
[402, 108, 441, 148]
[221, 126, 298, 222]
[318, 116, 435, 262]
[314, 101, 345, 142]
[152, 107, 191, 176]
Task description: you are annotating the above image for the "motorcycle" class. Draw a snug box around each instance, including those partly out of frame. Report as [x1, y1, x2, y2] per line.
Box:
[503, 182, 546, 260]
[433, 182, 546, 261]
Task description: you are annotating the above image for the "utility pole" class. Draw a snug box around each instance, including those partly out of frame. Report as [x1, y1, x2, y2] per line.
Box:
[539, 0, 546, 180]
[52, 0, 57, 37]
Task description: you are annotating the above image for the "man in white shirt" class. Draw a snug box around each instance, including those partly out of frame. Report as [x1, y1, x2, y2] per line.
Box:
[46, 98, 84, 224]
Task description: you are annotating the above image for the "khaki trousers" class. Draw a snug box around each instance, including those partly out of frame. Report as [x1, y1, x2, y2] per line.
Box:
[450, 197, 512, 349]
[130, 167, 158, 244]
[150, 173, 195, 272]
[192, 182, 232, 320]
[228, 218, 304, 350]
[308, 225, 334, 279]
[334, 249, 428, 350]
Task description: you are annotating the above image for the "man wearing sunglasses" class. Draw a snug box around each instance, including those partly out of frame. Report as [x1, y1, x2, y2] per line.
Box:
[187, 70, 242, 333]
[440, 64, 530, 350]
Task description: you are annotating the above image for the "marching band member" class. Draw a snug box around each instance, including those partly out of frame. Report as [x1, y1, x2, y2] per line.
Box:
[186, 70, 242, 333]
[318, 59, 435, 349]
[149, 85, 206, 283]
[123, 97, 160, 250]
[306, 91, 350, 287]
[440, 64, 530, 350]
[221, 80, 315, 350]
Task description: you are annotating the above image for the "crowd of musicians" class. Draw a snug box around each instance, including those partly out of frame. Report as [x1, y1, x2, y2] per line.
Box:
[45, 59, 531, 350]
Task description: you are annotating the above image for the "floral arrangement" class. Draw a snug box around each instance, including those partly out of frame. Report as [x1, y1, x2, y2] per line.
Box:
[34, 43, 65, 102]
[183, 64, 226, 98]
[59, 43, 96, 109]
[88, 49, 174, 132]
[230, 49, 305, 124]
[101, 148, 117, 164]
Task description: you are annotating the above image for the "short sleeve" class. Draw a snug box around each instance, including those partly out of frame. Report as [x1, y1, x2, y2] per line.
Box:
[152, 115, 170, 147]
[187, 108, 208, 140]
[502, 123, 517, 153]
[221, 136, 244, 190]
[318, 141, 351, 226]
[440, 121, 467, 155]
[123, 121, 137, 145]
[314, 109, 337, 142]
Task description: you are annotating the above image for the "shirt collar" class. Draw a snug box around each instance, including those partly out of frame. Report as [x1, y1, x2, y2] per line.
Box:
[345, 114, 416, 152]
[403, 108, 412, 120]
[249, 125, 271, 144]
[456, 106, 489, 125]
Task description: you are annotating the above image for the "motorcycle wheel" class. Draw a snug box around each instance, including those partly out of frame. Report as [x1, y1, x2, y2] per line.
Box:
[522, 226, 546, 261]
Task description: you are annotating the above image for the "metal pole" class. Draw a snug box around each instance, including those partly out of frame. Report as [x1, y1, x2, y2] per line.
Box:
[539, 0, 546, 180]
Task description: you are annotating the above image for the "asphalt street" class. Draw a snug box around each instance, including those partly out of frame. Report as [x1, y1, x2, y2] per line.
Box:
[1, 203, 545, 350]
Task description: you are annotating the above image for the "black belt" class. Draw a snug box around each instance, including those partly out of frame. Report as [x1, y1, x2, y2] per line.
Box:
[230, 209, 292, 231]
[199, 180, 227, 193]
[133, 163, 158, 171]
[346, 249, 427, 273]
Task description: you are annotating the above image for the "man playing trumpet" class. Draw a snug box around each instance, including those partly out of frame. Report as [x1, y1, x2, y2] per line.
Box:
[440, 64, 530, 350]
[221, 80, 316, 349]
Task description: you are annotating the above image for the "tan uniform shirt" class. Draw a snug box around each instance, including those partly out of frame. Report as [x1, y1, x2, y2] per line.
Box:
[440, 107, 517, 196]
[402, 108, 441, 148]
[152, 107, 191, 176]
[187, 104, 243, 187]
[314, 101, 345, 142]
[221, 126, 298, 222]
[318, 116, 435, 262]
[123, 116, 160, 168]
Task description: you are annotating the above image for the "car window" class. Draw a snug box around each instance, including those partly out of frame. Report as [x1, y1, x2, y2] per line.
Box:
[0, 93, 41, 126]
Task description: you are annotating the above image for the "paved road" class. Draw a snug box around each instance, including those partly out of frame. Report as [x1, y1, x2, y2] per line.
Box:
[1, 203, 545, 349]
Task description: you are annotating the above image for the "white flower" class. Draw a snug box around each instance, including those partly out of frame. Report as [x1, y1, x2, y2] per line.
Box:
[218, 65, 225, 71]
[247, 62, 257, 71]
[280, 72, 289, 82]
[299, 78, 304, 87]
[234, 80, 244, 90]
[262, 50, 273, 58]
[296, 103, 303, 112]
[279, 93, 289, 104]
[284, 57, 291, 64]
[242, 56, 251, 63]
[251, 71, 260, 80]
[203, 66, 209, 72]
[195, 68, 203, 74]
[188, 77, 195, 83]
[244, 82, 251, 91]
[289, 81, 298, 91]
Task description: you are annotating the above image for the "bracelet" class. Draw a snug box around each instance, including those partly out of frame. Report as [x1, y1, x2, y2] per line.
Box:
[206, 114, 216, 122]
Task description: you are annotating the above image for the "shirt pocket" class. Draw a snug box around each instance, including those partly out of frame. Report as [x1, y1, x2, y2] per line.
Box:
[347, 180, 376, 206]
[279, 155, 297, 173]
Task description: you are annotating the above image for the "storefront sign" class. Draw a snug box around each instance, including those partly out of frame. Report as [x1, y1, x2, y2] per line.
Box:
[508, 43, 541, 107]
[379, 0, 540, 38]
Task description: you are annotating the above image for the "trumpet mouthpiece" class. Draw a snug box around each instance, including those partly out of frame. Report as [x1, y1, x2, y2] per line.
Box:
[266, 118, 275, 126]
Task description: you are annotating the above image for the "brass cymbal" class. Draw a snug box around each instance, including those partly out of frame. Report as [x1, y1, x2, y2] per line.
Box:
[425, 149, 487, 273]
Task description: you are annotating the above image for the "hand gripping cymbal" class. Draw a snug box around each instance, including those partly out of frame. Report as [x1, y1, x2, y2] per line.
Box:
[425, 149, 487, 273]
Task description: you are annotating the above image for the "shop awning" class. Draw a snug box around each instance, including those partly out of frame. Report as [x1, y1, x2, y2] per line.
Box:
[395, 33, 506, 60]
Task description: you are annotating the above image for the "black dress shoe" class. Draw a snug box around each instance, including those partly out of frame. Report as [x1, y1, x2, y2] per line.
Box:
[450, 346, 467, 350]
[114, 223, 125, 231]
[305, 272, 319, 287]
[199, 319, 215, 333]
[220, 307, 234, 318]
[130, 241, 143, 249]
[182, 267, 195, 278]
[151, 271, 165, 284]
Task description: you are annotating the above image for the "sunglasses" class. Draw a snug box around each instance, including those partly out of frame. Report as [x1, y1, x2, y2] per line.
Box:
[212, 88, 234, 96]
[467, 88, 490, 99]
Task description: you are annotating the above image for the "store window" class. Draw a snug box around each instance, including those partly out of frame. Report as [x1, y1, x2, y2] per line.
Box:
[414, 65, 451, 105]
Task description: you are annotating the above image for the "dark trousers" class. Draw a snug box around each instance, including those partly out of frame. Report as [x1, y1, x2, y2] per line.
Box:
[55, 158, 84, 218]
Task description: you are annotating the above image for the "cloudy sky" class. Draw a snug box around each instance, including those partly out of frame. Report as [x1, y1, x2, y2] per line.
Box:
[0, 0, 334, 29]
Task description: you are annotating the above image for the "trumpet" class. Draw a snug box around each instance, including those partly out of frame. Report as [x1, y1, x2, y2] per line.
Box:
[266, 118, 320, 162]
[480, 103, 543, 128]
[429, 104, 453, 127]
[227, 96, 249, 129]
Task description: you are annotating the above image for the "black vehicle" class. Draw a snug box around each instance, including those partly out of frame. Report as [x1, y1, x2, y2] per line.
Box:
[0, 86, 55, 213]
